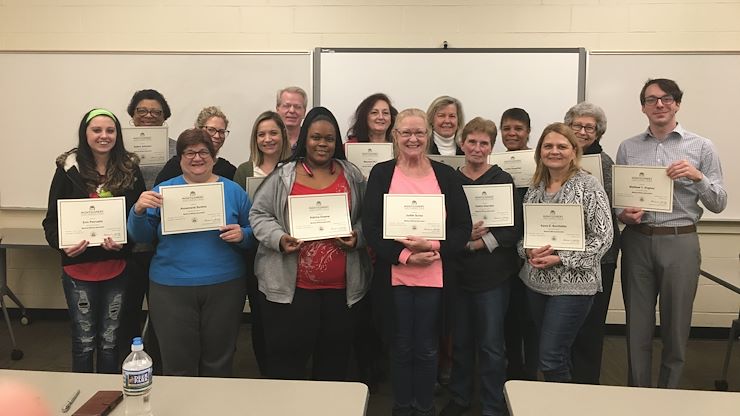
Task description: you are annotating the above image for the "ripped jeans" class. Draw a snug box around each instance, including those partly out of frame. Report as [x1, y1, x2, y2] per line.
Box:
[62, 270, 128, 373]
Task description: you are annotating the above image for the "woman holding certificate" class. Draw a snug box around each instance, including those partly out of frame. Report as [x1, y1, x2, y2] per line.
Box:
[128, 128, 253, 377]
[563, 102, 621, 384]
[441, 117, 523, 416]
[346, 93, 398, 143]
[363, 108, 471, 416]
[518, 122, 613, 383]
[249, 107, 370, 381]
[42, 108, 145, 373]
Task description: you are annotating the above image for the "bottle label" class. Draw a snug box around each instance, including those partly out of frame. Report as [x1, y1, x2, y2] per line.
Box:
[123, 367, 152, 395]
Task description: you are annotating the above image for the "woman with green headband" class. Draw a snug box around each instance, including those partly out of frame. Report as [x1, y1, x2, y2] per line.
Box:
[42, 108, 145, 373]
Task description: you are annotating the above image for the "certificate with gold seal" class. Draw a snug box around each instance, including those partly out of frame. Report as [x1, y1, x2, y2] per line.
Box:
[345, 143, 394, 178]
[160, 182, 226, 235]
[523, 203, 585, 251]
[57, 196, 127, 248]
[488, 150, 536, 188]
[383, 194, 446, 240]
[122, 126, 168, 166]
[463, 184, 514, 227]
[288, 193, 352, 241]
[612, 165, 673, 213]
[581, 154, 603, 186]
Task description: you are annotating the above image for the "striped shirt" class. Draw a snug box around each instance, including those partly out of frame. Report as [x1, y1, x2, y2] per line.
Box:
[616, 124, 727, 226]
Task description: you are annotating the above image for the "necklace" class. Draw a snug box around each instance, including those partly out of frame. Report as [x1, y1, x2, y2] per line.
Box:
[301, 159, 335, 177]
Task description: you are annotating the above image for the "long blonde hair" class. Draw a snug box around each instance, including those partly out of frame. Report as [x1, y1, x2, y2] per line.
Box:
[531, 122, 582, 186]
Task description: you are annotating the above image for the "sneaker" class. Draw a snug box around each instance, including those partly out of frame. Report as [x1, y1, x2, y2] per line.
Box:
[439, 400, 470, 416]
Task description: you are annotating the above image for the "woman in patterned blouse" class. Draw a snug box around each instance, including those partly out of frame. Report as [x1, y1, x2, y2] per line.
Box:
[517, 122, 613, 383]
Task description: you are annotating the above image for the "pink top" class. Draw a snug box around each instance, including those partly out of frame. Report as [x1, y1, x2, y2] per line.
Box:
[389, 166, 443, 288]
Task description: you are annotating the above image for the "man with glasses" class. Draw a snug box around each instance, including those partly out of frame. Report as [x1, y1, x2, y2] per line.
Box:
[616, 78, 726, 388]
[275, 86, 308, 153]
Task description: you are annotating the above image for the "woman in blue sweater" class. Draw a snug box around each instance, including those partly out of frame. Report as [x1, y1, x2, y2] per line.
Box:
[128, 128, 253, 377]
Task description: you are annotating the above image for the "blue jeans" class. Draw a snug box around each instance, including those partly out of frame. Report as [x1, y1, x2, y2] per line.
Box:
[448, 282, 510, 416]
[526, 288, 593, 382]
[62, 270, 128, 373]
[391, 286, 442, 415]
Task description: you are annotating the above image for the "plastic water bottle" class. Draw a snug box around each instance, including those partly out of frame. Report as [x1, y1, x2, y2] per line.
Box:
[122, 337, 153, 416]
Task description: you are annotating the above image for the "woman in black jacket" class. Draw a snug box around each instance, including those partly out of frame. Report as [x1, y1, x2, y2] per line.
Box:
[441, 117, 523, 416]
[363, 108, 471, 416]
[42, 108, 145, 373]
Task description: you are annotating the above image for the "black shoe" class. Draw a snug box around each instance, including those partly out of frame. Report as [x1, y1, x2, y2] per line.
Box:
[439, 400, 470, 416]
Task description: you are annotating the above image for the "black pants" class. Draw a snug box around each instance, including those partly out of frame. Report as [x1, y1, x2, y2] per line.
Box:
[504, 272, 539, 380]
[243, 247, 266, 375]
[571, 262, 617, 384]
[260, 288, 355, 381]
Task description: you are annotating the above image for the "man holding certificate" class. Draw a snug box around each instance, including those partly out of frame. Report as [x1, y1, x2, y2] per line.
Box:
[249, 107, 370, 382]
[363, 108, 471, 416]
[442, 117, 523, 416]
[616, 79, 727, 389]
[128, 128, 253, 377]
[42, 108, 145, 373]
[518, 122, 613, 383]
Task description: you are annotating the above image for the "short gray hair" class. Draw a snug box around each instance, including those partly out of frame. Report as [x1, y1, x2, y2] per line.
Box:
[563, 102, 607, 140]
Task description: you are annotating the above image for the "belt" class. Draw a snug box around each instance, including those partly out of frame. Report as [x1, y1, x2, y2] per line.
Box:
[628, 223, 696, 236]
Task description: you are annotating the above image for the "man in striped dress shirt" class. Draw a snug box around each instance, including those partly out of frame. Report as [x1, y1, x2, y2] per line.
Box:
[616, 78, 727, 389]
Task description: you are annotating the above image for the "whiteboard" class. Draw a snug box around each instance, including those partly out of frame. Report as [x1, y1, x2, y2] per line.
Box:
[0, 51, 311, 209]
[315, 48, 585, 153]
[587, 52, 739, 221]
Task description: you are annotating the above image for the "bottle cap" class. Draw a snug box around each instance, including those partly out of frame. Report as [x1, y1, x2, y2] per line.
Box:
[131, 336, 144, 351]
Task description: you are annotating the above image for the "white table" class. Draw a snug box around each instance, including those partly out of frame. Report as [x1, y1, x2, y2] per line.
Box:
[0, 369, 368, 415]
[0, 228, 48, 361]
[504, 380, 740, 416]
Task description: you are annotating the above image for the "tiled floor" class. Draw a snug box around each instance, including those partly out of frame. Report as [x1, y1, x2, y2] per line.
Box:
[1, 317, 739, 415]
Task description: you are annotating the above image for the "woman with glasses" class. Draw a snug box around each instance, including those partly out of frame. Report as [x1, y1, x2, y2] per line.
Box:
[518, 122, 612, 383]
[563, 102, 620, 384]
[427, 96, 465, 155]
[346, 93, 398, 143]
[154, 106, 237, 186]
[363, 108, 471, 416]
[249, 107, 370, 381]
[120, 88, 173, 370]
[128, 128, 253, 377]
[42, 108, 145, 373]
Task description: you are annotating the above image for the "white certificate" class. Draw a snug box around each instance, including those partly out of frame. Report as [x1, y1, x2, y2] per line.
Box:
[122, 126, 168, 166]
[57, 197, 127, 248]
[612, 165, 674, 213]
[345, 143, 394, 178]
[428, 155, 466, 169]
[463, 184, 514, 227]
[160, 182, 226, 235]
[581, 154, 603, 186]
[288, 193, 352, 241]
[523, 203, 585, 251]
[383, 194, 446, 240]
[246, 177, 265, 201]
[488, 150, 536, 188]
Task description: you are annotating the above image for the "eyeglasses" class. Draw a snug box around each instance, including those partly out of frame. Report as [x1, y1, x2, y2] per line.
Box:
[279, 103, 305, 112]
[135, 107, 163, 117]
[570, 123, 597, 134]
[644, 95, 675, 106]
[182, 150, 212, 160]
[395, 129, 428, 138]
[202, 126, 230, 138]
